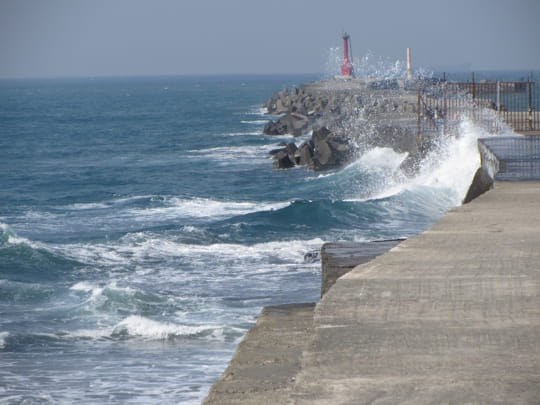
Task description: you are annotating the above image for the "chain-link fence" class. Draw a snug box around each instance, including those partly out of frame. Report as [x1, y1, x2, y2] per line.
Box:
[418, 80, 539, 138]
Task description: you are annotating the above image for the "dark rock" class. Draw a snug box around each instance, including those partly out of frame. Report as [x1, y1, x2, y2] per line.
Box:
[263, 119, 288, 135]
[286, 142, 298, 161]
[313, 140, 333, 167]
[328, 139, 350, 154]
[263, 78, 433, 173]
[269, 147, 287, 156]
[273, 153, 295, 169]
[289, 115, 309, 137]
[312, 127, 332, 144]
[271, 149, 288, 160]
[297, 142, 314, 166]
[263, 113, 310, 137]
[304, 250, 319, 263]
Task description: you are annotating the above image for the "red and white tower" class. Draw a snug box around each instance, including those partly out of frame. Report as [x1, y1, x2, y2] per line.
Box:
[340, 33, 354, 77]
[406, 47, 412, 79]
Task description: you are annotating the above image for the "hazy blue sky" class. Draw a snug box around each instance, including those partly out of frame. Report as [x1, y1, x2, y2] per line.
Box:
[1, 0, 539, 78]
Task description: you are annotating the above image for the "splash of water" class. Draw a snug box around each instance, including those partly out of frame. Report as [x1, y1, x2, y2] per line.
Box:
[350, 117, 508, 205]
[324, 47, 433, 80]
[354, 50, 405, 80]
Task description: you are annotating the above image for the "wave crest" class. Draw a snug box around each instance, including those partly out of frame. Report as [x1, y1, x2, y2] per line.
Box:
[111, 315, 214, 340]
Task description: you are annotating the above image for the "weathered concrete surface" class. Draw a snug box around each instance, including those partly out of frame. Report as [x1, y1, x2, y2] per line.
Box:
[292, 181, 540, 404]
[321, 240, 403, 297]
[203, 303, 315, 405]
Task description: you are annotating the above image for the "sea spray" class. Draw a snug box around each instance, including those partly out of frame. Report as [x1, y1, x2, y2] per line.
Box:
[342, 117, 505, 205]
[324, 47, 432, 80]
[413, 119, 491, 202]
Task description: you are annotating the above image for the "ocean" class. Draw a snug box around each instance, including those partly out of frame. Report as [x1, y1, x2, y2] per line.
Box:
[0, 73, 516, 403]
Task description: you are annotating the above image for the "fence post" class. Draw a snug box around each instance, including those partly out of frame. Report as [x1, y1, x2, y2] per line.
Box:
[529, 80, 533, 131]
[417, 85, 421, 140]
[496, 81, 501, 132]
[496, 81, 501, 112]
[472, 72, 476, 100]
[443, 82, 448, 135]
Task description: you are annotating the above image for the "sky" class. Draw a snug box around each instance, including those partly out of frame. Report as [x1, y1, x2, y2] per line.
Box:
[1, 0, 539, 78]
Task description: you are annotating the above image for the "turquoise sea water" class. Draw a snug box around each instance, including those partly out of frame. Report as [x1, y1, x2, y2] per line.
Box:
[0, 73, 518, 403]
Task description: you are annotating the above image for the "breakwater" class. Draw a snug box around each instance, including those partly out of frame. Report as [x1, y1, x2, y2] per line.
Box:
[264, 78, 428, 173]
[264, 76, 540, 173]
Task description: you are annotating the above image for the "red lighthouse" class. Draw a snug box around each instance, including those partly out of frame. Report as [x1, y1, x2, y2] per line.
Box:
[340, 33, 354, 77]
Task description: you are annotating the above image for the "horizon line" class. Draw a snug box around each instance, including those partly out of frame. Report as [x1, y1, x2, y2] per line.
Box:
[1, 68, 539, 82]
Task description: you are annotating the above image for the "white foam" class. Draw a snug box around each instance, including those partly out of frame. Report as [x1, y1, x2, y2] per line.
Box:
[246, 106, 268, 116]
[110, 195, 154, 205]
[64, 195, 152, 211]
[70, 281, 105, 299]
[125, 197, 290, 221]
[241, 120, 267, 125]
[0, 225, 38, 248]
[57, 242, 130, 268]
[65, 202, 109, 210]
[14, 195, 291, 239]
[66, 327, 114, 340]
[0, 222, 12, 234]
[0, 331, 8, 349]
[342, 118, 505, 204]
[357, 147, 408, 171]
[159, 237, 322, 263]
[56, 233, 324, 281]
[223, 131, 262, 137]
[70, 281, 98, 292]
[188, 145, 270, 161]
[70, 280, 138, 297]
[408, 119, 504, 204]
[112, 315, 214, 340]
[0, 222, 14, 245]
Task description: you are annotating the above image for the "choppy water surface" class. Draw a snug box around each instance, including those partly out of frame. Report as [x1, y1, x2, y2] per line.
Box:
[0, 74, 502, 403]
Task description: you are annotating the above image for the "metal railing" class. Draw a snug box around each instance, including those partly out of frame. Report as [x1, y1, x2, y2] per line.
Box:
[417, 79, 540, 138]
[481, 136, 540, 180]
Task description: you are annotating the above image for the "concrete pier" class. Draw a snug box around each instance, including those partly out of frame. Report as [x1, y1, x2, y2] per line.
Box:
[204, 181, 540, 404]
[320, 240, 403, 297]
[291, 181, 540, 404]
[204, 136, 540, 404]
[202, 303, 315, 405]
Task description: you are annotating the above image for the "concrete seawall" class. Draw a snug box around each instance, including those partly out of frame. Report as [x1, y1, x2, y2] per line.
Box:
[291, 180, 540, 404]
[203, 138, 540, 404]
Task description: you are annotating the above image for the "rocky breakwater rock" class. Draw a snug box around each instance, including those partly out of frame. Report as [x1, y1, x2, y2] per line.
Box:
[265, 78, 434, 173]
[263, 84, 341, 137]
[270, 127, 353, 170]
[263, 111, 311, 137]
